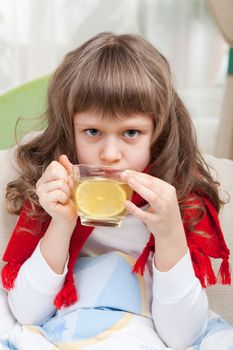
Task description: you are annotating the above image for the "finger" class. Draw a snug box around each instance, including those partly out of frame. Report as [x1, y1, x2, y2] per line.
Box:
[122, 170, 167, 192]
[36, 161, 69, 187]
[68, 175, 74, 193]
[59, 154, 73, 176]
[39, 190, 69, 207]
[73, 165, 80, 181]
[59, 155, 74, 192]
[36, 179, 71, 198]
[125, 176, 160, 208]
[122, 170, 177, 205]
[125, 200, 155, 222]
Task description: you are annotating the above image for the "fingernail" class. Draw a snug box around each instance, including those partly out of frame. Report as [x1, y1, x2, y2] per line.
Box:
[128, 178, 135, 186]
[122, 170, 131, 177]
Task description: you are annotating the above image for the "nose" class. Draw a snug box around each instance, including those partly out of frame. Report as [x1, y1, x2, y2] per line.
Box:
[100, 136, 122, 164]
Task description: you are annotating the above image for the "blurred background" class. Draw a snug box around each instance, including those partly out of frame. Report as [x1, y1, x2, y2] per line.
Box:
[0, 0, 232, 158]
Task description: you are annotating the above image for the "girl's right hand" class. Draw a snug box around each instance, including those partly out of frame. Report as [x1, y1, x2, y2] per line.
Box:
[36, 154, 77, 226]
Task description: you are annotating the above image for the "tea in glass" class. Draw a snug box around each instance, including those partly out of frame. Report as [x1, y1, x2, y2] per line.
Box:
[73, 165, 133, 227]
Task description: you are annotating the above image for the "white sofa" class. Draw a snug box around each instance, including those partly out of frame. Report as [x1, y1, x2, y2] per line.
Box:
[0, 147, 233, 324]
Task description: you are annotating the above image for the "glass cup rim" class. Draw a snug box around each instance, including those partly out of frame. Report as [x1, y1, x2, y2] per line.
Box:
[73, 164, 130, 172]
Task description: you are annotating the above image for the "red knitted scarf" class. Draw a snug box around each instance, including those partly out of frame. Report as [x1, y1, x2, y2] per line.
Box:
[1, 191, 231, 310]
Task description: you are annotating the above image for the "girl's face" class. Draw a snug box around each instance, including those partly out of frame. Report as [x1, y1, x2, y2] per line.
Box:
[74, 111, 154, 171]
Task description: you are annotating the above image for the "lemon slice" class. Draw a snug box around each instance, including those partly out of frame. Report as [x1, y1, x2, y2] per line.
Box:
[75, 178, 126, 218]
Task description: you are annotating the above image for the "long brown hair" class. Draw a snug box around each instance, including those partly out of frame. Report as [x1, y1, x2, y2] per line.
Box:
[6, 32, 223, 229]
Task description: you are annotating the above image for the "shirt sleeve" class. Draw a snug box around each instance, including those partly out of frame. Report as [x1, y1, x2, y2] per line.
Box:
[8, 240, 68, 325]
[152, 250, 209, 350]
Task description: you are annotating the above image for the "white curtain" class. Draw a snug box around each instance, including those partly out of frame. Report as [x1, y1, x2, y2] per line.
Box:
[0, 0, 229, 156]
[0, 0, 227, 93]
[0, 0, 143, 94]
[206, 0, 233, 160]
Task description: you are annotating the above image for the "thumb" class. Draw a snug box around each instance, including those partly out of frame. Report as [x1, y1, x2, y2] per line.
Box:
[58, 154, 73, 175]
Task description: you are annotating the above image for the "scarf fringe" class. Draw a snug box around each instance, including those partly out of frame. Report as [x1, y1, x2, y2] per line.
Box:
[190, 248, 217, 288]
[133, 249, 150, 275]
[133, 234, 155, 275]
[203, 254, 217, 286]
[54, 275, 78, 309]
[1, 261, 21, 290]
[218, 257, 231, 285]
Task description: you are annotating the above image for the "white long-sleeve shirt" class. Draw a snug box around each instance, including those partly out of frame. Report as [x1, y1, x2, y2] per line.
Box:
[7, 212, 209, 349]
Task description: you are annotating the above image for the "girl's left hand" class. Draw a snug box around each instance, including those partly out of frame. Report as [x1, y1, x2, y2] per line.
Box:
[121, 170, 184, 240]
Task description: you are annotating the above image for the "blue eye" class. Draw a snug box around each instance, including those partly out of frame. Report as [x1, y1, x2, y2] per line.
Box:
[124, 130, 139, 138]
[85, 129, 100, 136]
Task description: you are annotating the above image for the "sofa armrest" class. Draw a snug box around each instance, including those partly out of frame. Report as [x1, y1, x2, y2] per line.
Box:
[0, 148, 19, 269]
[203, 154, 233, 324]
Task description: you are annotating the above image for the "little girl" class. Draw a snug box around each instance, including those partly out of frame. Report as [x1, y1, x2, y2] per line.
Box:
[1, 32, 231, 350]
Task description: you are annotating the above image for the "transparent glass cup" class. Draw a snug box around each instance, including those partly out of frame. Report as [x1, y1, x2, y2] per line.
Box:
[73, 164, 133, 227]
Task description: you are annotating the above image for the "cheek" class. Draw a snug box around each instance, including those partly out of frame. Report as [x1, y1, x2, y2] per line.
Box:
[75, 138, 85, 163]
[75, 139, 97, 163]
[128, 143, 151, 171]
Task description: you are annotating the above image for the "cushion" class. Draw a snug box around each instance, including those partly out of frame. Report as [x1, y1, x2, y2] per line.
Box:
[0, 76, 49, 150]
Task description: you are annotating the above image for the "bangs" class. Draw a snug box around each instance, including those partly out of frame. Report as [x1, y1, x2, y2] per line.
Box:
[67, 44, 159, 118]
